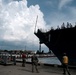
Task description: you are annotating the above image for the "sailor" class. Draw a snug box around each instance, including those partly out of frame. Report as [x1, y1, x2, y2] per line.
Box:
[31, 52, 39, 73]
[22, 52, 26, 67]
[62, 53, 71, 75]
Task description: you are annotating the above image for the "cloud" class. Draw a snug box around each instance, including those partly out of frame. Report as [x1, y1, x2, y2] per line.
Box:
[59, 0, 73, 10]
[44, 0, 76, 30]
[0, 0, 47, 50]
[45, 1, 52, 6]
[47, 7, 76, 29]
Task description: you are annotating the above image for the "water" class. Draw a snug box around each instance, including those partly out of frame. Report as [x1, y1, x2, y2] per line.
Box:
[26, 57, 61, 65]
[39, 57, 61, 65]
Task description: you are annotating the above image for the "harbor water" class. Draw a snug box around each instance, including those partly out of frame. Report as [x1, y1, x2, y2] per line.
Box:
[26, 57, 61, 65]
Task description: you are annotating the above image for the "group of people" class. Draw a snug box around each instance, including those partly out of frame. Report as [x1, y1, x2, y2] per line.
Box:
[22, 52, 39, 73]
[21, 52, 71, 74]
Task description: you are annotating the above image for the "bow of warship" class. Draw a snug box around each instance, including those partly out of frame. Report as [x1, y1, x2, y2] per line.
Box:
[34, 23, 76, 66]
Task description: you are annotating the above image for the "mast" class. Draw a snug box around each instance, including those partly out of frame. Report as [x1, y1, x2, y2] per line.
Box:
[34, 15, 38, 33]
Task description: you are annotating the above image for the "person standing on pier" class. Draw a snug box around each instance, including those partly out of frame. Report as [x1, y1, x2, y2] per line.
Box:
[22, 52, 26, 67]
[62, 53, 71, 75]
[31, 53, 39, 73]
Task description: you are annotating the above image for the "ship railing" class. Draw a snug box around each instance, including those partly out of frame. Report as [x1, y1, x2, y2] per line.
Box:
[36, 27, 54, 33]
[35, 22, 76, 35]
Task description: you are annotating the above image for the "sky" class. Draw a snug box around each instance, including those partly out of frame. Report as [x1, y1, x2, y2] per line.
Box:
[0, 0, 76, 52]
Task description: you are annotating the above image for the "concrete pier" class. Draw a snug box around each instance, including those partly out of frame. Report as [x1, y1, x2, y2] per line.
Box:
[0, 63, 76, 75]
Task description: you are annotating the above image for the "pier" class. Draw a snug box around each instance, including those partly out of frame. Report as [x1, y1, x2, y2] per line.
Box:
[0, 62, 76, 75]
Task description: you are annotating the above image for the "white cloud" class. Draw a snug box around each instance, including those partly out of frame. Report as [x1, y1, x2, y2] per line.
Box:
[59, 0, 73, 9]
[0, 0, 47, 49]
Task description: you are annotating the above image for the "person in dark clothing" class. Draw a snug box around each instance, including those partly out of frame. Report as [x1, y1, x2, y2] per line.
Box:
[22, 53, 26, 67]
[62, 53, 71, 75]
[31, 53, 39, 73]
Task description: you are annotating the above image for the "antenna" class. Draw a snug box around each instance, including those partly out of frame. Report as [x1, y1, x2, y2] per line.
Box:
[34, 15, 38, 33]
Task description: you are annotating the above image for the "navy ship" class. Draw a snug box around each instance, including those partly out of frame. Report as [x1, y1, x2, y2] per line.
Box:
[34, 23, 76, 66]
